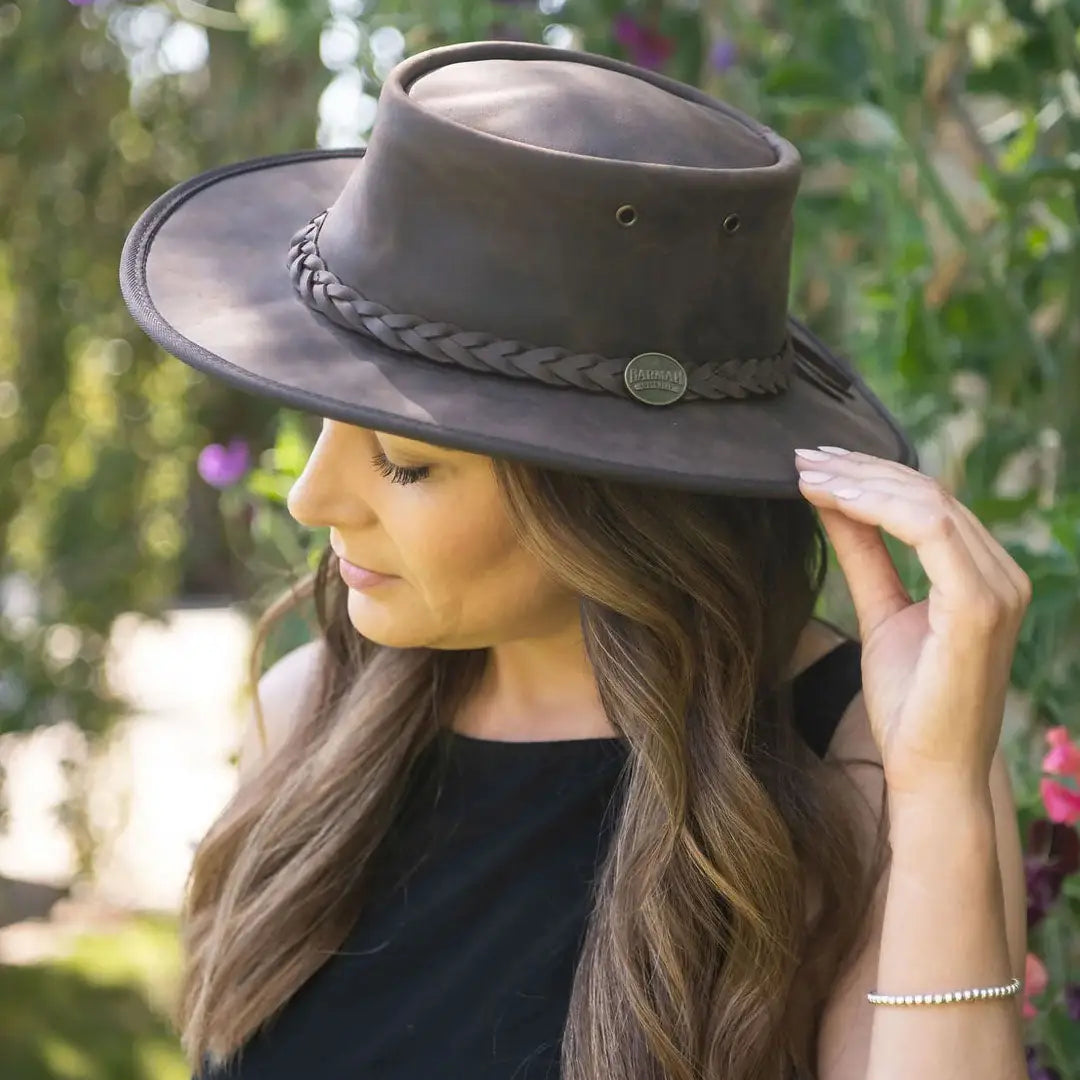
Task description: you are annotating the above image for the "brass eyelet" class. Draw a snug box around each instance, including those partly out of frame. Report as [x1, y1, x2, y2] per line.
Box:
[722, 213, 741, 234]
[616, 204, 638, 227]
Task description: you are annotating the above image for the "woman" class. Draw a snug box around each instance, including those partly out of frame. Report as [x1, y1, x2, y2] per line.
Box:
[120, 40, 1031, 1080]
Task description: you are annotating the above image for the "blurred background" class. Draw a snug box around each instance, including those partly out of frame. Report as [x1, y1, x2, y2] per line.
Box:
[0, 0, 1078, 1076]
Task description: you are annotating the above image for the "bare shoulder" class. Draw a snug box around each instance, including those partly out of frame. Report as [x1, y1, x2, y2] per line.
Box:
[237, 638, 326, 784]
[788, 616, 852, 680]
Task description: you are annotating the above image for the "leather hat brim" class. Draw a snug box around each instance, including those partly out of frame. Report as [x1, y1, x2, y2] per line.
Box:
[120, 148, 918, 497]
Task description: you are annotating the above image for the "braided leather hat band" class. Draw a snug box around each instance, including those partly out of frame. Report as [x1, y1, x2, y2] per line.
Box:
[287, 209, 798, 406]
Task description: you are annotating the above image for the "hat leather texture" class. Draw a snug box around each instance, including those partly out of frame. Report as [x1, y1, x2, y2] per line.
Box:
[119, 39, 918, 497]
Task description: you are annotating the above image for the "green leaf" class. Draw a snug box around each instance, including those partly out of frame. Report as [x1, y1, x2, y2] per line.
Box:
[272, 413, 314, 478]
[760, 60, 850, 100]
[246, 469, 293, 503]
[1001, 111, 1039, 173]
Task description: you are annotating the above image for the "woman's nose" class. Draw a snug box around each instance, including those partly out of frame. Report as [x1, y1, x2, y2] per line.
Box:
[286, 421, 372, 530]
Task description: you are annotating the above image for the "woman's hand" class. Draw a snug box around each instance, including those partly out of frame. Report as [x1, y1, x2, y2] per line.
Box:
[793, 446, 1031, 805]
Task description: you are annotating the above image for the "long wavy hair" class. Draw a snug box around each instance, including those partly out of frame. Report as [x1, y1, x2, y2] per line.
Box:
[177, 455, 890, 1080]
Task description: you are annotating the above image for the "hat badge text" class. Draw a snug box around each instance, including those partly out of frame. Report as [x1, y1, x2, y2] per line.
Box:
[624, 352, 688, 405]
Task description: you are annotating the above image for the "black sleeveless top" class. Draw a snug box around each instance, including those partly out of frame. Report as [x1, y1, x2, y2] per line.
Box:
[201, 638, 862, 1080]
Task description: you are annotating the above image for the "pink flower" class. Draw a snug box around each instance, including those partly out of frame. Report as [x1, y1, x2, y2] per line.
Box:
[1042, 726, 1080, 780]
[1023, 952, 1048, 1020]
[1040, 728, 1080, 824]
[1040, 778, 1080, 825]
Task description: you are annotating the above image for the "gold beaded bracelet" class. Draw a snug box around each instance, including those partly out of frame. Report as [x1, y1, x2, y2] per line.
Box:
[867, 976, 1022, 1006]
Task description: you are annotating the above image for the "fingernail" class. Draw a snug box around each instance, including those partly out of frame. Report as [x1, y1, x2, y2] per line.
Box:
[794, 448, 832, 461]
[833, 487, 862, 500]
[817, 445, 850, 455]
[797, 470, 833, 483]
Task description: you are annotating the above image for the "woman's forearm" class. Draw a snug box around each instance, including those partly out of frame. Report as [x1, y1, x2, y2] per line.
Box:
[865, 788, 1027, 1080]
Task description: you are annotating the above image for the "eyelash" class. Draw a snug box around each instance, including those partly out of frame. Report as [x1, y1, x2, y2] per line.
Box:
[371, 450, 430, 486]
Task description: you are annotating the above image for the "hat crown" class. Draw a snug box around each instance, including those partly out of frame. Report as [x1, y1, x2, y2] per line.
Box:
[407, 56, 778, 171]
[307, 41, 804, 376]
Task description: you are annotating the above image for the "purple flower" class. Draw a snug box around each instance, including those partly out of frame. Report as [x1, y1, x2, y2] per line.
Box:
[612, 13, 675, 71]
[1066, 983, 1080, 1023]
[1026, 1045, 1061, 1080]
[1026, 862, 1056, 929]
[1024, 818, 1080, 930]
[1030, 1061, 1061, 1080]
[709, 37, 738, 72]
[197, 439, 251, 489]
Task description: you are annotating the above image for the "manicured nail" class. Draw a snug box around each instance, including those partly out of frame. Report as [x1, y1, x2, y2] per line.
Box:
[817, 445, 850, 455]
[797, 470, 833, 483]
[833, 487, 862, 499]
[794, 448, 831, 461]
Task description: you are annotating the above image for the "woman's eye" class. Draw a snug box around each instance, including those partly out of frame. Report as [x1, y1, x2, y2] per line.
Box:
[371, 450, 430, 486]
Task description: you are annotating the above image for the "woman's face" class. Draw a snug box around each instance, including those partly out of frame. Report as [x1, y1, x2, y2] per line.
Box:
[286, 419, 579, 650]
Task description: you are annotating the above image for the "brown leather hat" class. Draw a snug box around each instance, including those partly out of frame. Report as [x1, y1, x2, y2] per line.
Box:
[119, 39, 917, 497]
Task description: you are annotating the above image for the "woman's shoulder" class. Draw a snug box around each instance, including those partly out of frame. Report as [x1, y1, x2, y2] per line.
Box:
[787, 617, 855, 680]
[237, 638, 326, 784]
[786, 619, 867, 762]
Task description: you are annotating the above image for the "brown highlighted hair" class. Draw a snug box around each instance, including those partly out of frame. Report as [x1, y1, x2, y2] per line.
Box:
[177, 456, 889, 1080]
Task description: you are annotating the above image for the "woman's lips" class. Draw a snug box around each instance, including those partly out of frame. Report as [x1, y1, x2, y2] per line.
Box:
[338, 558, 397, 590]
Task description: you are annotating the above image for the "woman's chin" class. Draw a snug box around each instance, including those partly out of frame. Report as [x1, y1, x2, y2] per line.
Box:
[346, 586, 415, 647]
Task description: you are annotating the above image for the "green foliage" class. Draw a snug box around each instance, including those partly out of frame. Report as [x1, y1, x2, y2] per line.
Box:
[0, 0, 328, 749]
[0, 912, 187, 1079]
